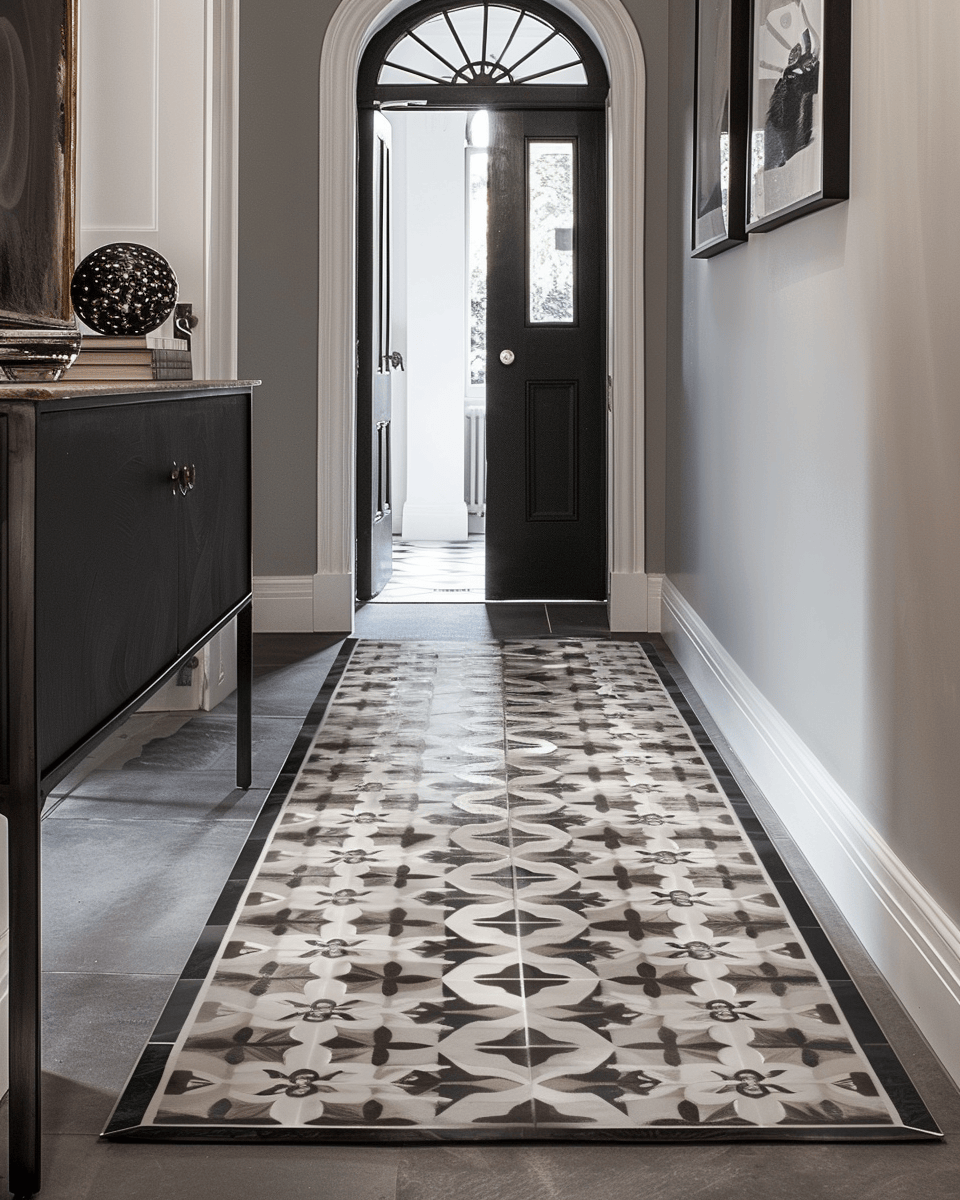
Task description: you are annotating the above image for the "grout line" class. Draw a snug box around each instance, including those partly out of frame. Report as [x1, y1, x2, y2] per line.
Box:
[43, 969, 181, 979]
[499, 646, 533, 1069]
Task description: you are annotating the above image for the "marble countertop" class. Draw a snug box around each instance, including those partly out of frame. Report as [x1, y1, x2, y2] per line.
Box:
[0, 379, 261, 402]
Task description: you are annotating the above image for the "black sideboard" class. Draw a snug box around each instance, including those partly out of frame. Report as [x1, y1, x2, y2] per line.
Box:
[0, 380, 257, 1197]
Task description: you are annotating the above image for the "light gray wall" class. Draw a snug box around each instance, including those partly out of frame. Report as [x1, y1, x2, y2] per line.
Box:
[238, 0, 670, 577]
[667, 0, 960, 923]
[239, 0, 335, 576]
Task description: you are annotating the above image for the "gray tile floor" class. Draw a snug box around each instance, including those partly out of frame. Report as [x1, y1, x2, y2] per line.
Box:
[4, 606, 959, 1198]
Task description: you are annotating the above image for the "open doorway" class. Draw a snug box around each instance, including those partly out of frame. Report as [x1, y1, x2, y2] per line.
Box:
[369, 106, 488, 604]
[355, 1, 609, 607]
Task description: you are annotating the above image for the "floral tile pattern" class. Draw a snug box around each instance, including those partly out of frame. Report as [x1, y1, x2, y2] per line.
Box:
[108, 640, 939, 1139]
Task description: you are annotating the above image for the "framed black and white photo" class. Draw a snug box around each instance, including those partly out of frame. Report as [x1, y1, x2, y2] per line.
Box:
[747, 0, 850, 232]
[692, 0, 749, 258]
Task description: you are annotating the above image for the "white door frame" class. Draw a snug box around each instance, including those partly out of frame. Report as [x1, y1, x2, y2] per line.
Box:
[313, 0, 653, 631]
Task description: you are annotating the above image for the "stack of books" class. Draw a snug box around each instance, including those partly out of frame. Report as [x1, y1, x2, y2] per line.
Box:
[62, 335, 193, 381]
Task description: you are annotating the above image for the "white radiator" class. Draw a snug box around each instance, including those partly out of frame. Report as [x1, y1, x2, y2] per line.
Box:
[464, 405, 487, 515]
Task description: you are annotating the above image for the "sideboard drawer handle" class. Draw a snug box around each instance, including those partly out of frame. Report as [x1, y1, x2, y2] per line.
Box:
[171, 462, 196, 496]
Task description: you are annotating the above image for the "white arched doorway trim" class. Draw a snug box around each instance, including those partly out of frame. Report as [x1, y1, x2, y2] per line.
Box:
[313, 0, 655, 632]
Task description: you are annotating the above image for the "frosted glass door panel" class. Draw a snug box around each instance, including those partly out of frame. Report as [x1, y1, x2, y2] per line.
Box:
[528, 141, 575, 324]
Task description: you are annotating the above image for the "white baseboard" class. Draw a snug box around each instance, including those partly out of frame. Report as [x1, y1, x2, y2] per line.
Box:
[312, 572, 354, 633]
[609, 572, 663, 632]
[252, 576, 315, 632]
[401, 502, 469, 542]
[661, 577, 960, 1087]
[253, 573, 355, 633]
[0, 927, 7, 1101]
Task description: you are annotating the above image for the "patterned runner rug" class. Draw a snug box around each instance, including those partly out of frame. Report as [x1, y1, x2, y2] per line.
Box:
[106, 640, 940, 1141]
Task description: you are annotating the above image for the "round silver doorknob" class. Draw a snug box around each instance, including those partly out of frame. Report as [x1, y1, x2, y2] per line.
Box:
[499, 349, 515, 365]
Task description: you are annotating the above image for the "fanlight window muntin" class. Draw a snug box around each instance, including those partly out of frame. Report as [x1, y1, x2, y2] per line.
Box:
[378, 6, 588, 86]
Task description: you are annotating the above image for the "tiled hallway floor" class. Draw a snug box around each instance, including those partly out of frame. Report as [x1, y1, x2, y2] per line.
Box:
[372, 539, 485, 603]
[5, 604, 960, 1197]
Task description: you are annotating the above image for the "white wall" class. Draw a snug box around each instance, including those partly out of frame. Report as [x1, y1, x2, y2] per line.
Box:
[78, 0, 207, 369]
[393, 109, 469, 542]
[666, 0, 960, 1082]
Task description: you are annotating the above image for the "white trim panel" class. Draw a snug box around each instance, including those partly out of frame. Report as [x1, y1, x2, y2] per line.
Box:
[79, 0, 161, 233]
[661, 577, 960, 1087]
[0, 927, 7, 1101]
[313, 573, 355, 633]
[609, 571, 663, 632]
[253, 576, 315, 632]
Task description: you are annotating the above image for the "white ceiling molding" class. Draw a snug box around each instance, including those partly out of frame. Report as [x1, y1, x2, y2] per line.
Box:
[315, 0, 646, 624]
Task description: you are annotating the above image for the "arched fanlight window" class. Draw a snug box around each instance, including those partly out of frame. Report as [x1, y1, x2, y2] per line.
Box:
[358, 0, 607, 109]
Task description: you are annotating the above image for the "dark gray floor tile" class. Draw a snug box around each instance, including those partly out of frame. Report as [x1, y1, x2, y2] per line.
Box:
[0, 1132, 401, 1200]
[354, 602, 496, 640]
[545, 603, 610, 635]
[215, 641, 345, 717]
[251, 631, 347, 665]
[48, 713, 195, 797]
[47, 775, 270, 822]
[42, 818, 254, 974]
[485, 603, 551, 638]
[113, 713, 302, 779]
[396, 1142, 957, 1200]
[42, 973, 178, 1134]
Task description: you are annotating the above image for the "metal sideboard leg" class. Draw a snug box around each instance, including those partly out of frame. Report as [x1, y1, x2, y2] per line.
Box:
[236, 600, 252, 789]
[4, 404, 41, 1195]
[7, 798, 41, 1198]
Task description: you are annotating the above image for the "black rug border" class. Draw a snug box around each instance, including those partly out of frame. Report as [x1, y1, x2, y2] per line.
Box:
[102, 637, 942, 1143]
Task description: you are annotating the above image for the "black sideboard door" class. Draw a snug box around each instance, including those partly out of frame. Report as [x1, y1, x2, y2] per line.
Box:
[35, 402, 180, 772]
[174, 393, 251, 651]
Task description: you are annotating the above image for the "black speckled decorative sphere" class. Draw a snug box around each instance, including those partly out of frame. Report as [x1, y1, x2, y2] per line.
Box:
[71, 243, 179, 336]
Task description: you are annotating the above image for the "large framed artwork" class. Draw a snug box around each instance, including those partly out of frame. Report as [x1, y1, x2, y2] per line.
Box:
[0, 0, 80, 379]
[746, 0, 850, 232]
[691, 0, 749, 258]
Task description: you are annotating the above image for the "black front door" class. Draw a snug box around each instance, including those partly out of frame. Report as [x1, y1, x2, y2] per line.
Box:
[485, 108, 606, 600]
[356, 111, 396, 601]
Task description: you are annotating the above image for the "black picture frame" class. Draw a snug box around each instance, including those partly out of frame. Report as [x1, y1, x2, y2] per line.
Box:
[691, 0, 749, 259]
[0, 0, 77, 329]
[746, 0, 850, 232]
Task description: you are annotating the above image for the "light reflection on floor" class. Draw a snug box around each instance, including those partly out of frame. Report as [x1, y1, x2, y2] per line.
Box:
[372, 537, 485, 603]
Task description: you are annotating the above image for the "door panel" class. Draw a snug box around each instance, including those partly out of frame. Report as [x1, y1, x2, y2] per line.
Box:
[176, 394, 251, 650]
[35, 403, 180, 770]
[356, 111, 395, 601]
[526, 381, 578, 520]
[485, 109, 606, 600]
